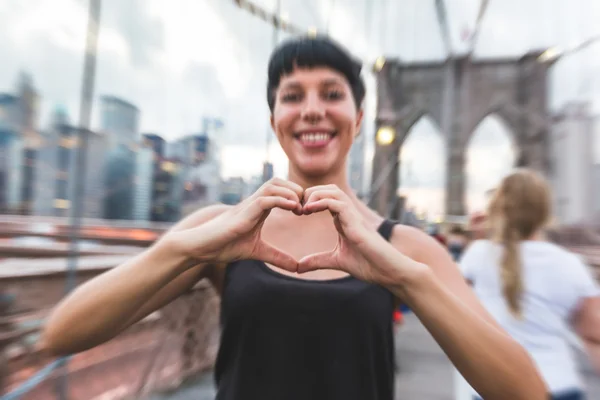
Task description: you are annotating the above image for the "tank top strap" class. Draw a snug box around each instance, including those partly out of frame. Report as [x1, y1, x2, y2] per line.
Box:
[376, 219, 399, 242]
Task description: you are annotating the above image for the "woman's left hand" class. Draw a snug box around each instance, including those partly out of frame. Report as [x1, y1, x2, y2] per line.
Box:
[297, 185, 395, 284]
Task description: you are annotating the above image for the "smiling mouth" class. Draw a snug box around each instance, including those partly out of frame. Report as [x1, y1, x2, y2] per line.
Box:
[293, 131, 337, 146]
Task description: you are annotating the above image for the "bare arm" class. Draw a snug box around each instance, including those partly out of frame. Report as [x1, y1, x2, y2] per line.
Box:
[385, 227, 547, 400]
[118, 205, 231, 328]
[572, 297, 600, 374]
[39, 204, 229, 357]
[296, 187, 546, 399]
[583, 340, 600, 375]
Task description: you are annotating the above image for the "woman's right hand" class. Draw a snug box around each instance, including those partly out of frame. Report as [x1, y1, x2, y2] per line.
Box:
[168, 178, 304, 272]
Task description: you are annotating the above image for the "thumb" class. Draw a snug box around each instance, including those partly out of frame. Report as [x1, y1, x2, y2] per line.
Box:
[252, 240, 298, 272]
[298, 251, 338, 273]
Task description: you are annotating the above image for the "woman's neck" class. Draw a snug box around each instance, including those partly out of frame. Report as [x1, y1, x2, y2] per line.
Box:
[287, 163, 354, 195]
[285, 163, 385, 228]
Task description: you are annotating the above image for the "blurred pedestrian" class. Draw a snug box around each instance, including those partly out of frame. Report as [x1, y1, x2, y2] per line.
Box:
[447, 225, 468, 261]
[461, 169, 600, 400]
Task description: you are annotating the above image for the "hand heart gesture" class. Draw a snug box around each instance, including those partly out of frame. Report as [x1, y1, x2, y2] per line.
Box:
[174, 178, 303, 272]
[297, 185, 381, 283]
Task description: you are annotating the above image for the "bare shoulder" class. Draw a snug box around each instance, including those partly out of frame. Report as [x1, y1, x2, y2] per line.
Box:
[389, 224, 452, 264]
[170, 203, 232, 232]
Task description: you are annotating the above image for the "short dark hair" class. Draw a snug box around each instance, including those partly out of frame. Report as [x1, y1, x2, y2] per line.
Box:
[266, 35, 366, 112]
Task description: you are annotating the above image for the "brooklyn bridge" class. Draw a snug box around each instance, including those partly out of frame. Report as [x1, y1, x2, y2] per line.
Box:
[2, 0, 600, 399]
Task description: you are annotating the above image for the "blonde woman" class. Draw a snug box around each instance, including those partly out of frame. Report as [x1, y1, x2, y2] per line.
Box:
[460, 169, 600, 400]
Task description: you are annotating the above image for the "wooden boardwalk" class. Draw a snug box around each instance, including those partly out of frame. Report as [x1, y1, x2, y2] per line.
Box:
[152, 313, 600, 400]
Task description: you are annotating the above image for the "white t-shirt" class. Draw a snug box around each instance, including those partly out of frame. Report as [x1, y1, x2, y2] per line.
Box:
[460, 239, 600, 394]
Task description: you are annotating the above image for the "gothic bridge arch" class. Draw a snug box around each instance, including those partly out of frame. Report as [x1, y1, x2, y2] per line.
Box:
[370, 51, 553, 218]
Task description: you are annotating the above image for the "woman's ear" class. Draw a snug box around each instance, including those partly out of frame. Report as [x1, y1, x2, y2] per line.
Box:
[355, 108, 364, 136]
[270, 114, 283, 141]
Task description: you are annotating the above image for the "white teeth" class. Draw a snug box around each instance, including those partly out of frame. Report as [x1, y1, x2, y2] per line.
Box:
[300, 133, 331, 142]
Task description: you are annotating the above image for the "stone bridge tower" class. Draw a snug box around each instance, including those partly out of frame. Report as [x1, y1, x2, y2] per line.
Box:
[370, 51, 553, 218]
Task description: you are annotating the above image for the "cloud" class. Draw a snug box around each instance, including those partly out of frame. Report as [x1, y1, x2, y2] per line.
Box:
[1, 0, 599, 217]
[220, 140, 288, 180]
[101, 0, 165, 68]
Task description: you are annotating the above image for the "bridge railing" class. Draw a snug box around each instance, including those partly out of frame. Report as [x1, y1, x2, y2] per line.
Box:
[1, 271, 220, 399]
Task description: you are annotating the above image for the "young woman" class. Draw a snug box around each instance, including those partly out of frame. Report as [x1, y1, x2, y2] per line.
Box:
[460, 169, 600, 400]
[40, 36, 546, 400]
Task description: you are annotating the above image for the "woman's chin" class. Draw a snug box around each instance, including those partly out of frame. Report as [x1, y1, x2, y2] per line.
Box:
[294, 158, 339, 179]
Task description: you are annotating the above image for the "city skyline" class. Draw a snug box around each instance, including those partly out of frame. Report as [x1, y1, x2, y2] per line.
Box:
[1, 0, 599, 215]
[2, 71, 599, 217]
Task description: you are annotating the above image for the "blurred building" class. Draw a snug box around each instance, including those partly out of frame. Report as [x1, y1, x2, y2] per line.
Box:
[262, 161, 274, 182]
[220, 177, 246, 205]
[0, 94, 20, 132]
[168, 131, 223, 210]
[0, 130, 24, 213]
[103, 144, 135, 220]
[99, 95, 139, 147]
[103, 143, 158, 222]
[142, 133, 166, 159]
[245, 175, 263, 198]
[20, 148, 36, 215]
[550, 102, 595, 225]
[16, 72, 40, 147]
[0, 74, 42, 215]
[133, 144, 154, 221]
[0, 94, 22, 213]
[151, 159, 185, 222]
[165, 134, 210, 166]
[348, 127, 366, 196]
[33, 108, 109, 218]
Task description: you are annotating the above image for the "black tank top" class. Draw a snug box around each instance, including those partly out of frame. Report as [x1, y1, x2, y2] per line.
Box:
[214, 220, 398, 400]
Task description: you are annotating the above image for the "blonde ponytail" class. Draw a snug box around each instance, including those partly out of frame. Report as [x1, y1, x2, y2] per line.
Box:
[500, 222, 523, 318]
[488, 169, 552, 320]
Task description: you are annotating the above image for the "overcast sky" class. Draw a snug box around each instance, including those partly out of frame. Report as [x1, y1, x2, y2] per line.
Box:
[0, 0, 598, 215]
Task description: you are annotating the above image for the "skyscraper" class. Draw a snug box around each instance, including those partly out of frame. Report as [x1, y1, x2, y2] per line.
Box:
[1, 74, 42, 215]
[142, 133, 166, 159]
[0, 94, 20, 132]
[133, 144, 154, 221]
[16, 72, 40, 146]
[0, 130, 24, 213]
[34, 108, 108, 218]
[165, 134, 210, 166]
[103, 144, 135, 220]
[0, 94, 22, 212]
[99, 95, 139, 147]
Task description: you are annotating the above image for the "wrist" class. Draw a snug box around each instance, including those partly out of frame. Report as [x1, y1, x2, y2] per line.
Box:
[358, 232, 432, 290]
[152, 232, 198, 273]
[390, 261, 435, 301]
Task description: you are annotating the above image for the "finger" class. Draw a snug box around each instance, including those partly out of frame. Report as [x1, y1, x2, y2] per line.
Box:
[248, 197, 299, 222]
[259, 185, 303, 214]
[262, 178, 304, 201]
[303, 184, 340, 204]
[303, 189, 342, 207]
[302, 198, 345, 215]
[252, 184, 298, 203]
[297, 251, 339, 273]
[253, 240, 298, 272]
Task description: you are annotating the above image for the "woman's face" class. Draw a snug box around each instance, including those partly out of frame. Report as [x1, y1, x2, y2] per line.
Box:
[270, 66, 363, 178]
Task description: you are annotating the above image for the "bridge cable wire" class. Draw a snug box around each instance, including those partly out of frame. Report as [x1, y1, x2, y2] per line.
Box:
[60, 0, 102, 397]
[2, 1, 102, 399]
[1, 357, 71, 400]
[467, 0, 491, 55]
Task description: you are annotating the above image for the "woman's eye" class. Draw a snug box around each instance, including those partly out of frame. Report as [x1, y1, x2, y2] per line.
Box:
[324, 90, 343, 100]
[281, 93, 301, 102]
